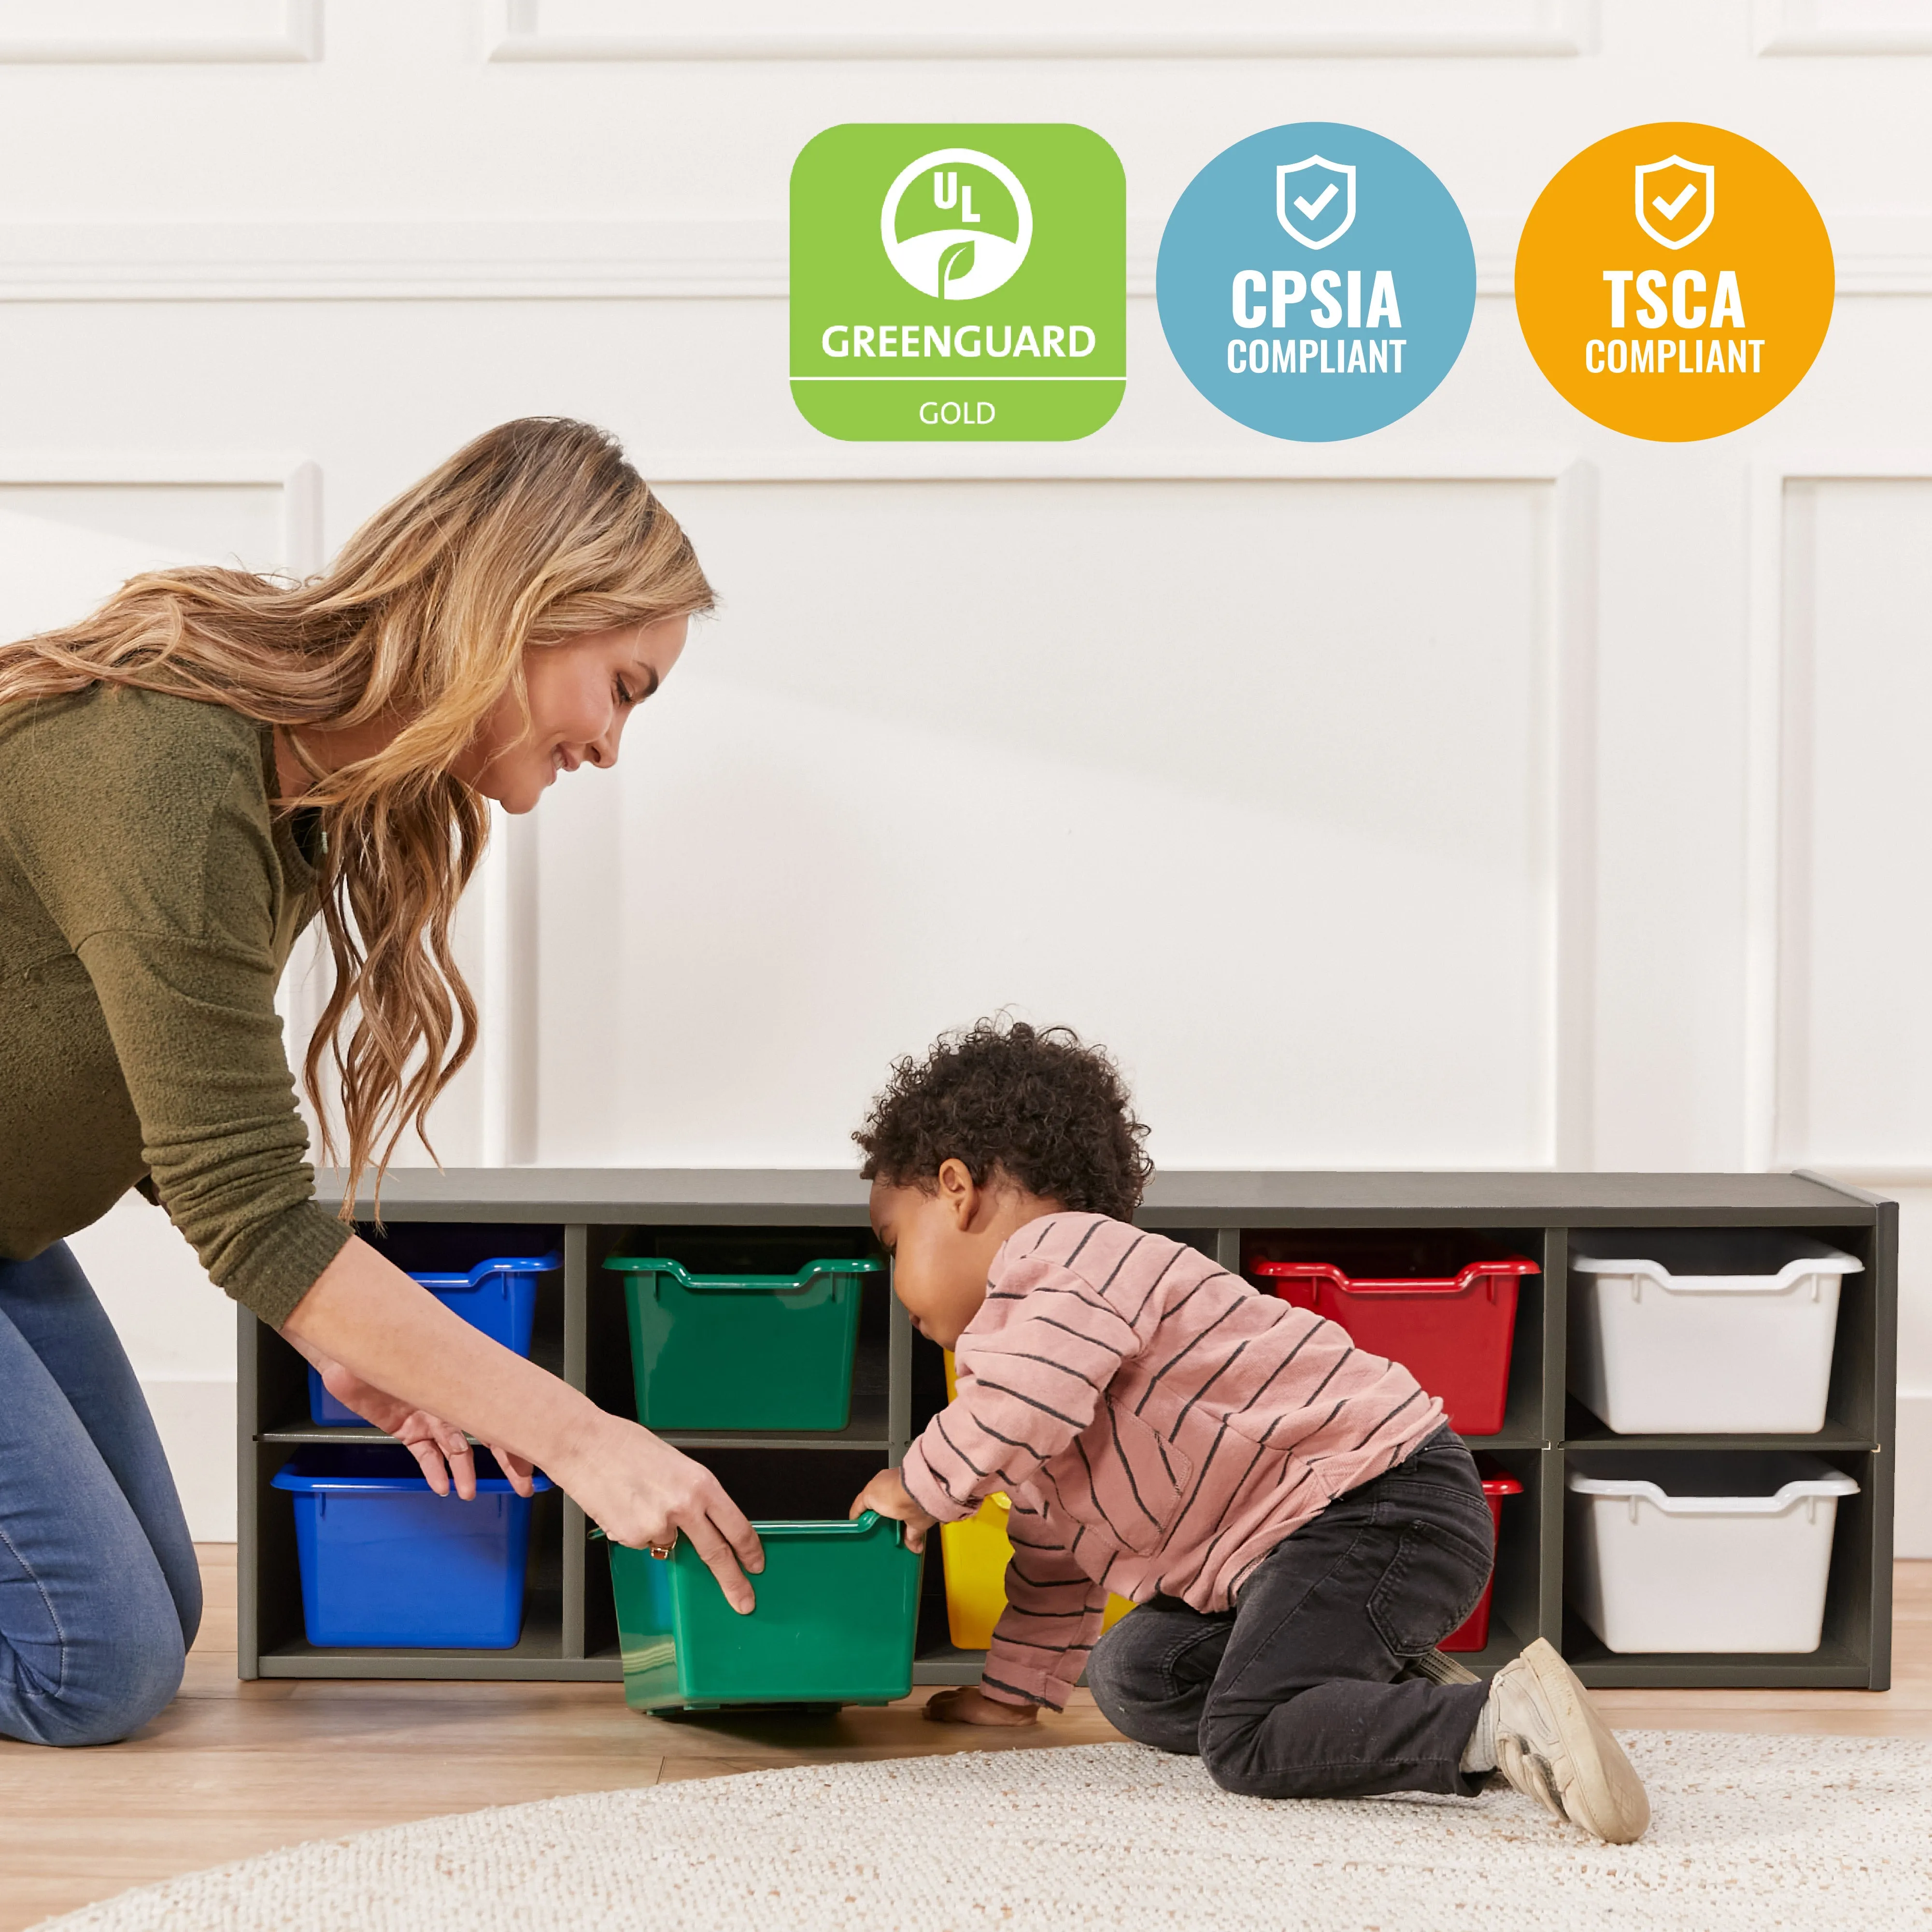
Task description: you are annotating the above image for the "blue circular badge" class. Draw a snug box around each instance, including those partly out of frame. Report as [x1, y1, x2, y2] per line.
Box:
[1157, 123, 1476, 441]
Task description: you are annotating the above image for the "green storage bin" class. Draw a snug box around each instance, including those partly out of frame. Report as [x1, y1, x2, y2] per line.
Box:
[605, 1511, 922, 1712]
[604, 1254, 880, 1430]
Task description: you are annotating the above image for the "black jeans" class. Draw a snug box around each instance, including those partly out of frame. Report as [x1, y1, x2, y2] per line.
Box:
[1086, 1424, 1495, 1800]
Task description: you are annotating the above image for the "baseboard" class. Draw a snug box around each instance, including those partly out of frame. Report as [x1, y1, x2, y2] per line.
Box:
[141, 1378, 238, 1542]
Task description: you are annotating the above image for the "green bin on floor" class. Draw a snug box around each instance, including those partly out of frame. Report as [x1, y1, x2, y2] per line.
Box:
[603, 1254, 879, 1431]
[605, 1512, 923, 1712]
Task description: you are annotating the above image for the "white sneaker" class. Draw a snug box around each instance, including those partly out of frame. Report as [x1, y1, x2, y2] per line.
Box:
[1487, 1639, 1649, 1843]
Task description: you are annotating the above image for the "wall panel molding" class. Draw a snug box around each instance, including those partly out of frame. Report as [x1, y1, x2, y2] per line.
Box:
[4, 215, 1926, 303]
[1756, 0, 1932, 55]
[0, 219, 793, 303]
[643, 454, 1595, 1171]
[483, 0, 1596, 62]
[1745, 457, 1932, 1170]
[1743, 465, 1788, 1173]
[479, 806, 541, 1167]
[1551, 462, 1599, 1169]
[0, 0, 319, 63]
[644, 449, 1581, 485]
[0, 450, 323, 572]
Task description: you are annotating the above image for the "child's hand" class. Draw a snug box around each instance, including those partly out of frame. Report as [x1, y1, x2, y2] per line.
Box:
[924, 1687, 1040, 1727]
[850, 1467, 938, 1552]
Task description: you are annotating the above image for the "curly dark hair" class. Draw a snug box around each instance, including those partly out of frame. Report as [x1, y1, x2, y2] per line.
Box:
[853, 1018, 1154, 1221]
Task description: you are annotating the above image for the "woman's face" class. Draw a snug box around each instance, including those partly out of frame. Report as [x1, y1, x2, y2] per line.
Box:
[460, 614, 688, 813]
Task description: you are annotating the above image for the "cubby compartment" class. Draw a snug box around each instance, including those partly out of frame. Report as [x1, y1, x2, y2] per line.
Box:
[1567, 1228, 1862, 1436]
[264, 1220, 566, 1438]
[1564, 1451, 1858, 1655]
[247, 1430, 567, 1676]
[236, 1172, 1893, 1694]
[605, 1252, 877, 1432]
[1561, 1448, 1880, 1686]
[586, 1224, 891, 1448]
[309, 1228, 561, 1425]
[1242, 1229, 1546, 1443]
[274, 1445, 555, 1648]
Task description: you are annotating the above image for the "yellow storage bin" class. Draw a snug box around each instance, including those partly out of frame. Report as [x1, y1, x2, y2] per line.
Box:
[941, 1493, 1136, 1648]
[940, 1353, 1134, 1649]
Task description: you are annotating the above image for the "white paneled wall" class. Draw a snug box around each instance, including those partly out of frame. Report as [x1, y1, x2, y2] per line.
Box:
[1, 0, 1928, 1546]
[0, 0, 319, 64]
[1774, 478, 1932, 1171]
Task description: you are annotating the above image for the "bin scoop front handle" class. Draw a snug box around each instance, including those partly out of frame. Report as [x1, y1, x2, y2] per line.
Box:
[410, 1250, 565, 1292]
[1251, 1257, 1540, 1294]
[588, 1511, 910, 1553]
[602, 1256, 884, 1296]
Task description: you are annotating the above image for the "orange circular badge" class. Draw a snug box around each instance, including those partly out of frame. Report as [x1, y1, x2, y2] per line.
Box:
[1515, 122, 1833, 442]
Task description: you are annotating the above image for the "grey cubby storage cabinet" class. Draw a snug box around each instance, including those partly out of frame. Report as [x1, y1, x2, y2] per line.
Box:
[238, 1170, 1897, 1692]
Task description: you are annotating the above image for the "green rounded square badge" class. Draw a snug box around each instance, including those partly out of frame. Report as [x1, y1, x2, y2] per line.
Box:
[790, 124, 1125, 442]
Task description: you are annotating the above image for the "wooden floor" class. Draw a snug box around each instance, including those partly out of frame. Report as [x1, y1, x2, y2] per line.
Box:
[3, 1552, 1928, 1932]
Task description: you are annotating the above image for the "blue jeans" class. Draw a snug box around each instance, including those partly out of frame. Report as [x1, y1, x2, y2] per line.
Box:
[1087, 1424, 1494, 1799]
[0, 1241, 201, 1746]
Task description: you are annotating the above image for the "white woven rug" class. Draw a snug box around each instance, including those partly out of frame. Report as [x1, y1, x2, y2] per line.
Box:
[37, 1732, 1932, 1932]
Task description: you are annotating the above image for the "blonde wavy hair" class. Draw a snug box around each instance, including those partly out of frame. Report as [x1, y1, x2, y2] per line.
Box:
[0, 417, 713, 1208]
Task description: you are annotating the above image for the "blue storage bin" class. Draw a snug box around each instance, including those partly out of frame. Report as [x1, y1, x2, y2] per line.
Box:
[308, 1248, 560, 1425]
[272, 1446, 553, 1648]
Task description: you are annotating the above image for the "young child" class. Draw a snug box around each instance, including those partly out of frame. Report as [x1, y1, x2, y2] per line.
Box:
[849, 1019, 1649, 1843]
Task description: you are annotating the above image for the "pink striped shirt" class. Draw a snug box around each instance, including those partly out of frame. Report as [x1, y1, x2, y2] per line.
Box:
[899, 1212, 1444, 1709]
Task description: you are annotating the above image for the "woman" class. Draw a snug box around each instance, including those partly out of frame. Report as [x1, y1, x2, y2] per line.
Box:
[0, 418, 763, 1748]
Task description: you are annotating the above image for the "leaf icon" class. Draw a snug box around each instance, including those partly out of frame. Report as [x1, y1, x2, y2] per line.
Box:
[938, 239, 976, 293]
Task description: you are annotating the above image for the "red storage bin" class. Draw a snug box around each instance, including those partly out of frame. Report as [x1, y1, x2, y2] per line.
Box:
[1249, 1250, 1537, 1435]
[1440, 1470, 1523, 1652]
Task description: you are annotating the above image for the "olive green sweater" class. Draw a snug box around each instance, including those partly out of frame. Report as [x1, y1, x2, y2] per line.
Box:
[0, 684, 351, 1327]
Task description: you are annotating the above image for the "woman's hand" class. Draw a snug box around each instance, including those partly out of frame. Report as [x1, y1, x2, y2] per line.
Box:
[849, 1467, 938, 1552]
[924, 1687, 1040, 1727]
[293, 1340, 535, 1500]
[550, 1408, 766, 1613]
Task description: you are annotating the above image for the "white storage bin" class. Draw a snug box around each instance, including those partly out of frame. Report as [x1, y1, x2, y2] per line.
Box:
[1566, 1453, 1858, 1653]
[1569, 1230, 1861, 1433]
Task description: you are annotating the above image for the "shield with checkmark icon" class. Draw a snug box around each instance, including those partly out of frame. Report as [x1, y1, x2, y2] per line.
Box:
[1276, 156, 1356, 250]
[1634, 155, 1716, 250]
